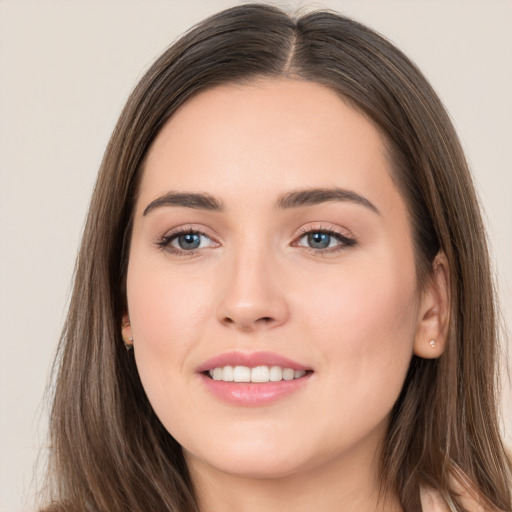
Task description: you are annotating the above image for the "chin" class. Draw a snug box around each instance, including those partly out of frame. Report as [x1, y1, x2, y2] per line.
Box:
[207, 456, 307, 480]
[184, 439, 312, 480]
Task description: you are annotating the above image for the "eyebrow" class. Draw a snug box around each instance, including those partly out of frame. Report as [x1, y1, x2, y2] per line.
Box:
[276, 187, 380, 214]
[143, 192, 224, 216]
[142, 187, 379, 216]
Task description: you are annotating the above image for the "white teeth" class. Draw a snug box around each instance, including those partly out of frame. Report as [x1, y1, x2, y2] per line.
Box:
[269, 366, 283, 381]
[223, 365, 234, 381]
[282, 368, 295, 381]
[233, 366, 251, 382]
[251, 366, 270, 383]
[208, 365, 308, 383]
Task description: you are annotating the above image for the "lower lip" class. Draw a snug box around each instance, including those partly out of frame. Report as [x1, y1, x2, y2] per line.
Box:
[199, 373, 312, 406]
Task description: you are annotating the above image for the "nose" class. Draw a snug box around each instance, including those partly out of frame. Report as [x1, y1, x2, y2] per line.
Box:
[216, 248, 289, 332]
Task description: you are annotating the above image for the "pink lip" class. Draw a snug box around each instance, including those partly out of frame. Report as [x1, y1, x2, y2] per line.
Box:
[199, 375, 312, 406]
[196, 351, 313, 407]
[196, 350, 310, 373]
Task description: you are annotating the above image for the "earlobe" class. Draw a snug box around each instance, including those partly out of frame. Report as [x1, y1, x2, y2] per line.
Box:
[121, 313, 134, 351]
[413, 253, 450, 359]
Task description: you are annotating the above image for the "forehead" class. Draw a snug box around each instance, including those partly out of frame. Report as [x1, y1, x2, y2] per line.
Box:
[139, 78, 399, 216]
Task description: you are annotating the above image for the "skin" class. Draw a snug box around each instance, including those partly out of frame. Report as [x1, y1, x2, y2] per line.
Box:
[124, 79, 449, 512]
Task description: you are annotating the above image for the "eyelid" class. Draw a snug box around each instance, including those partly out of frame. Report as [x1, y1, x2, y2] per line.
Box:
[155, 222, 356, 256]
[156, 224, 220, 255]
[296, 223, 353, 239]
[292, 223, 356, 252]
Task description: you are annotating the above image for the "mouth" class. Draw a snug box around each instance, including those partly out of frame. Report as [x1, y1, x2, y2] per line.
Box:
[197, 351, 313, 406]
[205, 365, 310, 383]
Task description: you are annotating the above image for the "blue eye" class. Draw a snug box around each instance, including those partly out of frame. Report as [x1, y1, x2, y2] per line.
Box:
[297, 229, 355, 251]
[157, 229, 216, 254]
[175, 233, 202, 250]
[307, 232, 332, 249]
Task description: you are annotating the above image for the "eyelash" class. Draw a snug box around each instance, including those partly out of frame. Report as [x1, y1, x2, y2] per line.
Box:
[156, 225, 356, 256]
[156, 226, 216, 256]
[295, 226, 356, 254]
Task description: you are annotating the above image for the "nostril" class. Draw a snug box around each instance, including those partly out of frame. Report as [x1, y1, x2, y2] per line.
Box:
[221, 315, 276, 330]
[253, 316, 275, 326]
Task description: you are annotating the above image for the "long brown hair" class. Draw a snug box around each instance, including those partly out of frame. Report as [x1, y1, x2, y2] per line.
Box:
[41, 4, 511, 511]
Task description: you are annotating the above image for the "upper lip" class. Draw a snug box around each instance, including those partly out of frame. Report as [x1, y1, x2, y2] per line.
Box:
[196, 351, 311, 373]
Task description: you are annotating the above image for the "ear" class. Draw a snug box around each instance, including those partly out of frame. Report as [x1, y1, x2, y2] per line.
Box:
[121, 313, 134, 349]
[413, 253, 450, 359]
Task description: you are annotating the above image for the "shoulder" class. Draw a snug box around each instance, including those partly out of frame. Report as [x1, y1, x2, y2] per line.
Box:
[420, 484, 504, 512]
[420, 487, 450, 512]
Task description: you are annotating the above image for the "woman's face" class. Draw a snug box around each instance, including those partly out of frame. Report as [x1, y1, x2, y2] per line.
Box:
[127, 79, 428, 480]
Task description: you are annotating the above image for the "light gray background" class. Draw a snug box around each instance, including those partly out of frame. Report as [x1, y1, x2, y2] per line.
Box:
[1, 1, 511, 511]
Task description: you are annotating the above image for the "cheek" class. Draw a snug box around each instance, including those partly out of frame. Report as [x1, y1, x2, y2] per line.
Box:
[127, 254, 216, 345]
[302, 253, 419, 400]
[125, 255, 218, 418]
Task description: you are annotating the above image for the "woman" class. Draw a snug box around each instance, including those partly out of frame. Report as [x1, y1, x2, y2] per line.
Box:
[41, 4, 511, 511]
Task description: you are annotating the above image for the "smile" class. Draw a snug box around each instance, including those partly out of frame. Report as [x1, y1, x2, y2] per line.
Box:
[198, 351, 313, 406]
[208, 365, 308, 382]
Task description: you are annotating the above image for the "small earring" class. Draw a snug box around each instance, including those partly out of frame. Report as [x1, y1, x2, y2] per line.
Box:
[124, 336, 134, 351]
[429, 339, 436, 348]
[122, 319, 134, 351]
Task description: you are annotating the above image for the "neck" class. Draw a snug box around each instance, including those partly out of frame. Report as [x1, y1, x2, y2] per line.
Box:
[186, 441, 403, 512]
